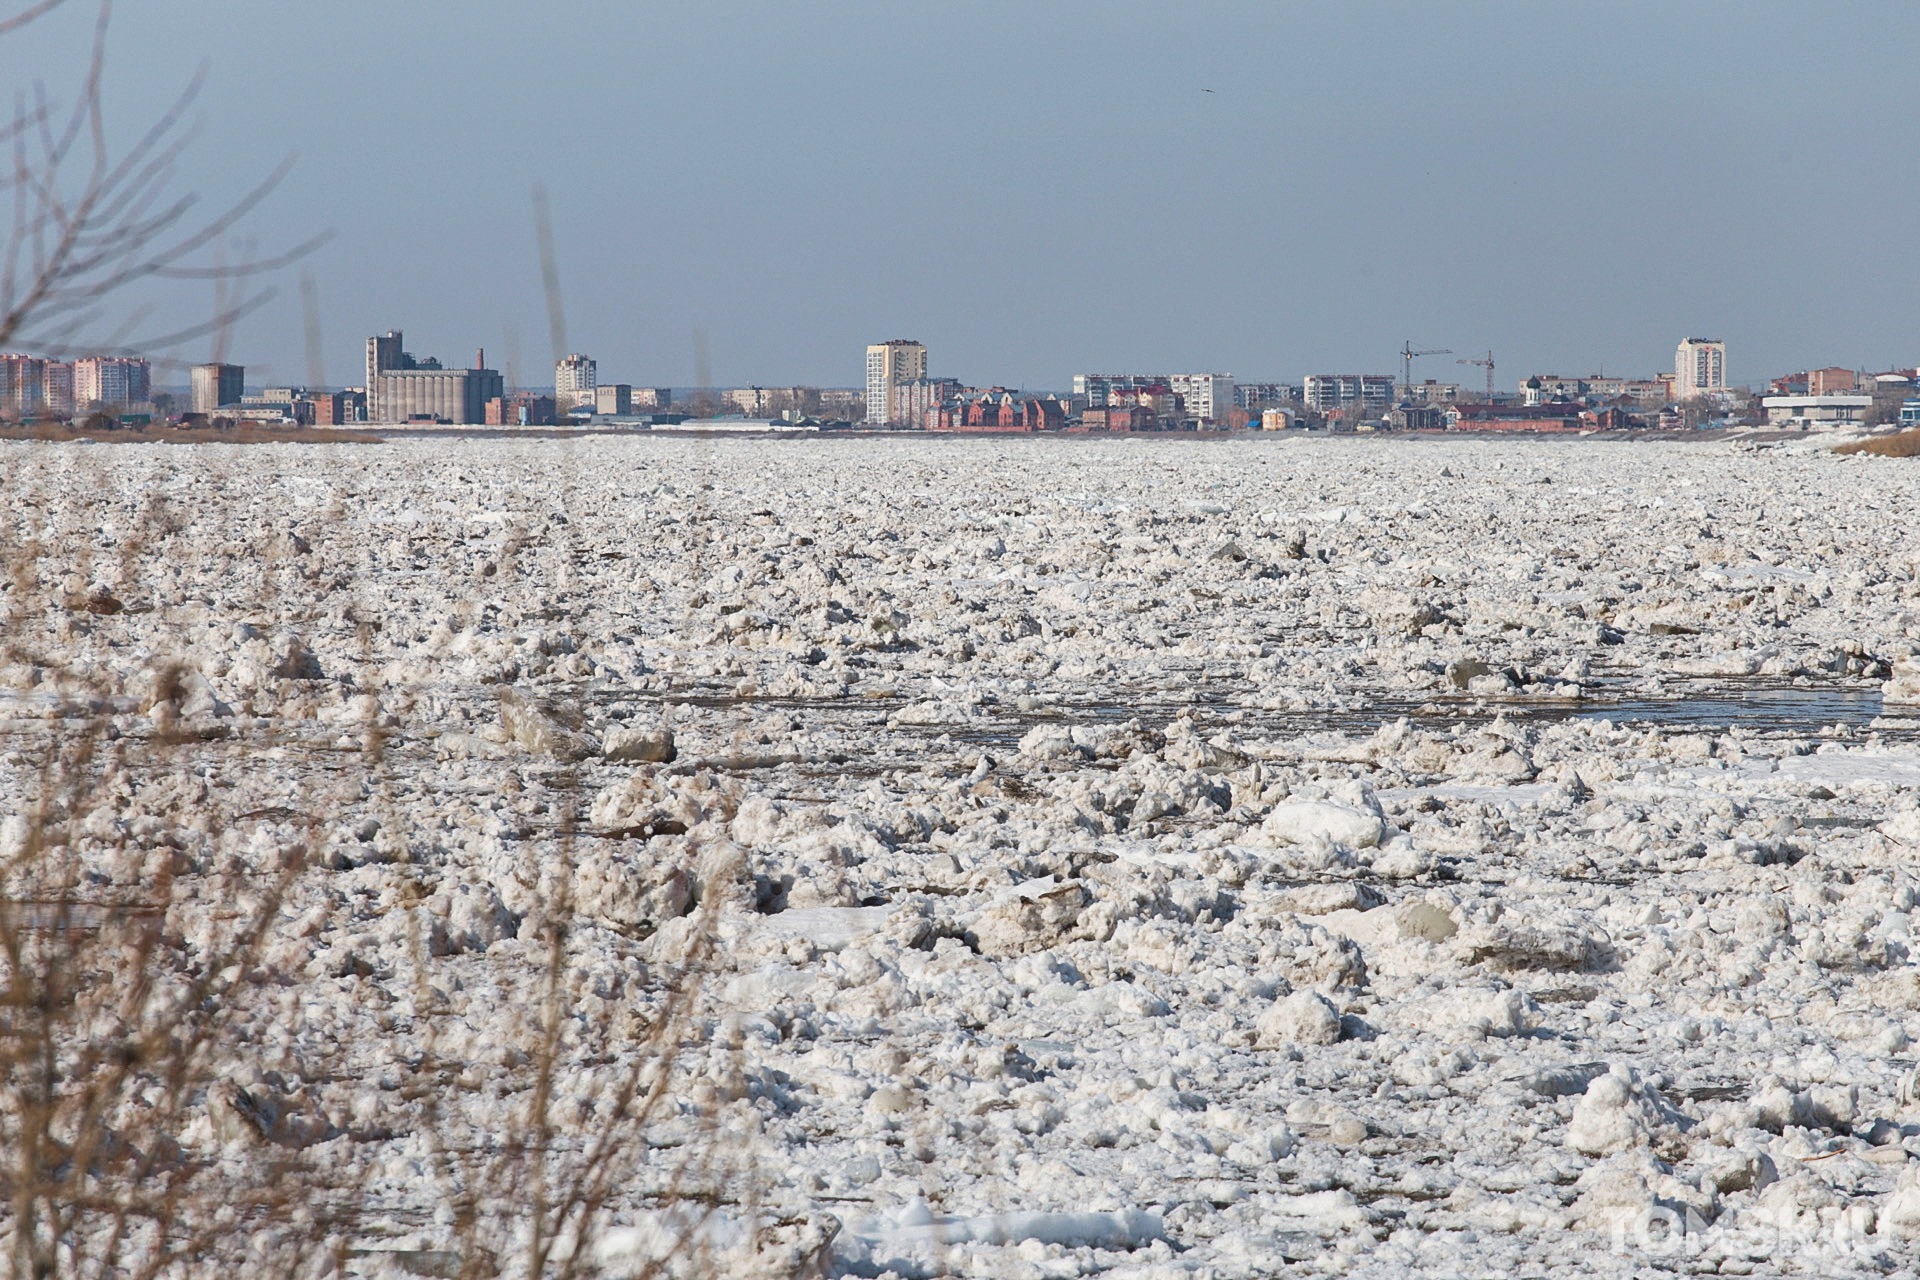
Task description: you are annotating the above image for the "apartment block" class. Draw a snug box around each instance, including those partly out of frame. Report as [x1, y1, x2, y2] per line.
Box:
[1675, 338, 1726, 399]
[556, 354, 597, 411]
[866, 340, 928, 425]
[1302, 374, 1395, 413]
[893, 378, 964, 430]
[1075, 372, 1236, 424]
[73, 356, 151, 409]
[0, 355, 50, 418]
[1167, 374, 1236, 423]
[1235, 382, 1300, 410]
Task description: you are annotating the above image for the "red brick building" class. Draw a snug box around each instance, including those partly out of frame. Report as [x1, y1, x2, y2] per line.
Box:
[932, 389, 1066, 432]
[485, 394, 557, 425]
[1808, 367, 1859, 396]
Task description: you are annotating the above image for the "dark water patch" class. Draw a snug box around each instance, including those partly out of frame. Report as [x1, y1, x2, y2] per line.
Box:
[1571, 686, 1883, 735]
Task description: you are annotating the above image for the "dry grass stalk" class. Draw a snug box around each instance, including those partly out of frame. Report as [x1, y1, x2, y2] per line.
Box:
[0, 467, 341, 1278]
[1835, 429, 1920, 458]
[2, 443, 793, 1276]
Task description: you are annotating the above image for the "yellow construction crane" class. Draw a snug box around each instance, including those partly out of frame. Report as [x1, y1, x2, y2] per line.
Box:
[1457, 351, 1495, 403]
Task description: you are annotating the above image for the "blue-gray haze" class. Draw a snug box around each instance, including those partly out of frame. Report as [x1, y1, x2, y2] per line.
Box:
[5, 0, 1915, 391]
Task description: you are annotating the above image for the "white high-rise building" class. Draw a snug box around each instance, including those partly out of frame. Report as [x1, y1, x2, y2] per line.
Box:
[1167, 373, 1237, 423]
[865, 340, 927, 425]
[555, 353, 597, 411]
[1675, 338, 1726, 400]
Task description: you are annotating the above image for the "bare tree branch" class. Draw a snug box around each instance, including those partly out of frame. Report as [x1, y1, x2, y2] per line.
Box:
[0, 1, 323, 362]
[0, 0, 64, 39]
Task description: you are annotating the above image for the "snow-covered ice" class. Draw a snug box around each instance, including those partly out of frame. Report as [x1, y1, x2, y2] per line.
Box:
[6, 432, 1920, 1276]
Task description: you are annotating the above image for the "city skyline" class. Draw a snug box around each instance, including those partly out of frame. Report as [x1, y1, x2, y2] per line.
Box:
[3, 2, 1918, 390]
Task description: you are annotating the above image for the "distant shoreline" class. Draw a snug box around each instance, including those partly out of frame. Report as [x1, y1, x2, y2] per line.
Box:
[0, 423, 1878, 447]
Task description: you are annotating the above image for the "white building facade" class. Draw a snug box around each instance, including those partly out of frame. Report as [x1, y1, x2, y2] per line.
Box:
[555, 354, 597, 411]
[1303, 374, 1395, 413]
[1761, 395, 1871, 428]
[1076, 372, 1237, 423]
[865, 340, 927, 425]
[1167, 373, 1237, 424]
[1675, 338, 1726, 400]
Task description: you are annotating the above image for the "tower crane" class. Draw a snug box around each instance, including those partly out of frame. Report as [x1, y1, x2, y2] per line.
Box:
[1400, 341, 1452, 399]
[1457, 351, 1495, 403]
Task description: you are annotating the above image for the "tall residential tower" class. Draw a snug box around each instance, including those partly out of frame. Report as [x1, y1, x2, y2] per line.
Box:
[1675, 338, 1726, 400]
[865, 340, 927, 426]
[555, 354, 597, 411]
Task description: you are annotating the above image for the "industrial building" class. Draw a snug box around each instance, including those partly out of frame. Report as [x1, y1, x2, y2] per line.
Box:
[364, 331, 503, 424]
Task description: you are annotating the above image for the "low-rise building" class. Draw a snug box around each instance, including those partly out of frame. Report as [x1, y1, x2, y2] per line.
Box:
[1259, 407, 1298, 430]
[1390, 403, 1448, 431]
[1447, 404, 1587, 432]
[596, 384, 632, 415]
[931, 389, 1066, 432]
[1761, 394, 1872, 428]
[722, 386, 826, 418]
[303, 390, 366, 425]
[1077, 405, 1161, 432]
[238, 389, 299, 421]
[485, 394, 557, 426]
[1108, 382, 1181, 418]
[1808, 367, 1858, 396]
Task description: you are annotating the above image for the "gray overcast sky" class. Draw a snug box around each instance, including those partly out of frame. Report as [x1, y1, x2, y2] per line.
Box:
[6, 0, 1918, 390]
